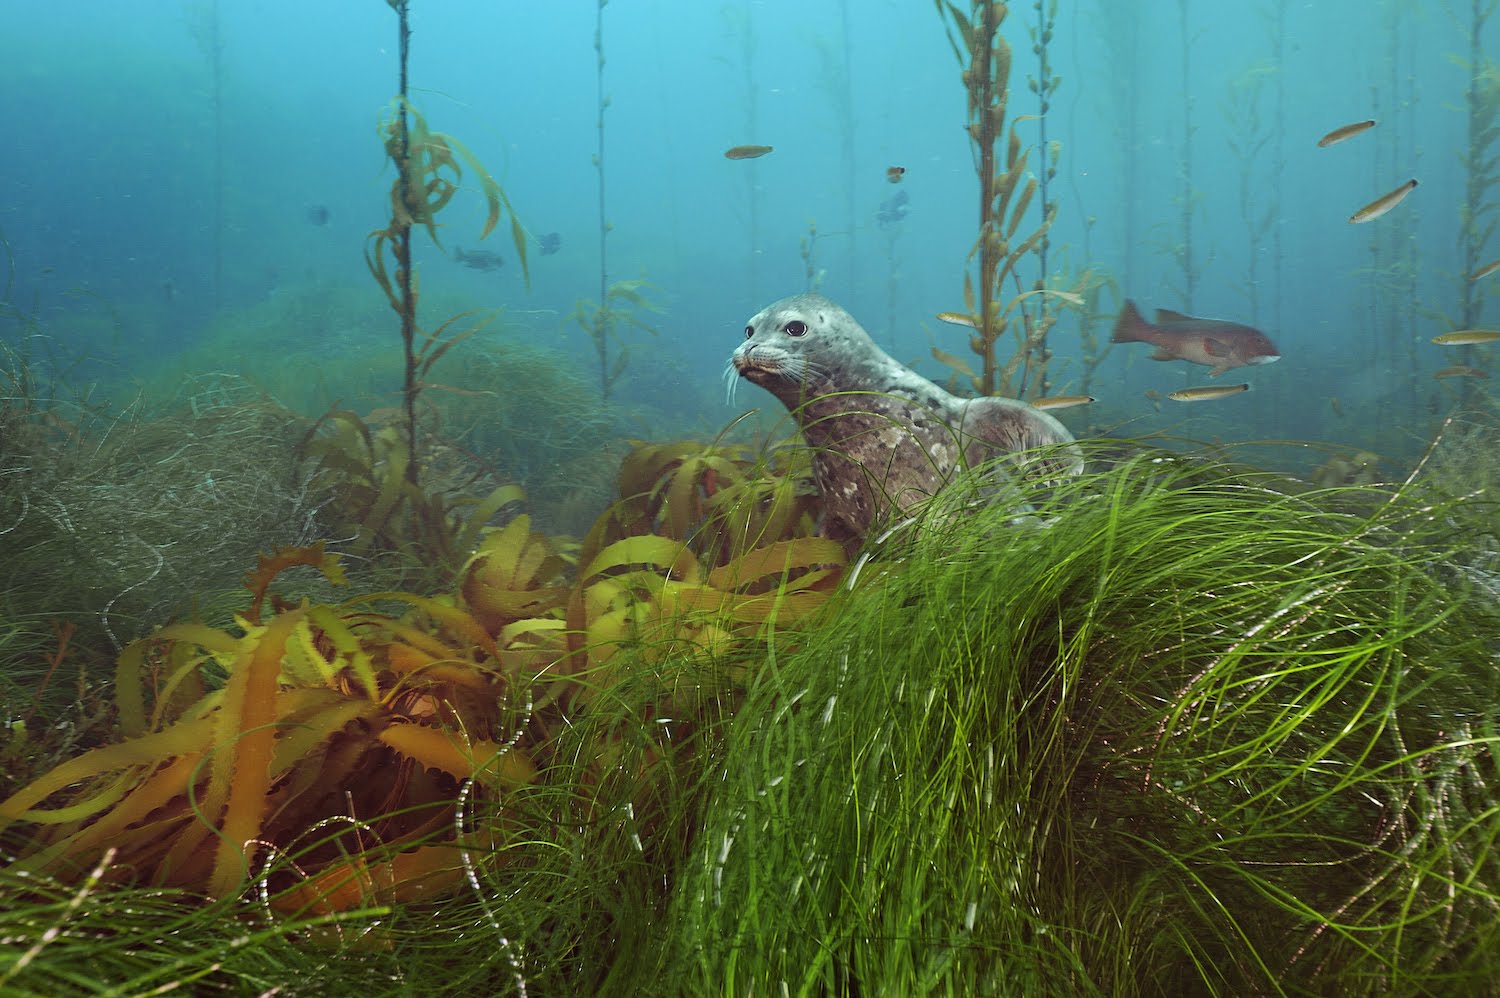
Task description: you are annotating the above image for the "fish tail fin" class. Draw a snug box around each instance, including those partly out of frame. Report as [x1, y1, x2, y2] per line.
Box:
[1112, 300, 1150, 344]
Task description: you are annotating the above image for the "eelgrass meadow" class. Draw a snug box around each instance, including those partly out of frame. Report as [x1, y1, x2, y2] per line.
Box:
[3, 429, 1498, 995]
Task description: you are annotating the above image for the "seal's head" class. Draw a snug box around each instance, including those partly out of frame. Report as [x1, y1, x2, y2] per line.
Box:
[732, 293, 890, 407]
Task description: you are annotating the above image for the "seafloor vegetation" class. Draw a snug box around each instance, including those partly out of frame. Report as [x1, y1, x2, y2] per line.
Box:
[2, 0, 1498, 987]
[1, 322, 1498, 992]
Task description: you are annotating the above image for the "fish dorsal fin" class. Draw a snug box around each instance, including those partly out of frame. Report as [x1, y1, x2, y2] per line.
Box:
[1155, 308, 1195, 323]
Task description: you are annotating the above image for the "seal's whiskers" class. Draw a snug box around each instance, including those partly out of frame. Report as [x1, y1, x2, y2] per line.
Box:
[793, 358, 830, 386]
[722, 361, 740, 406]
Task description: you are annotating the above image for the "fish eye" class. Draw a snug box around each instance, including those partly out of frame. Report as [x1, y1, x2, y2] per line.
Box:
[784, 320, 808, 337]
[744, 325, 754, 339]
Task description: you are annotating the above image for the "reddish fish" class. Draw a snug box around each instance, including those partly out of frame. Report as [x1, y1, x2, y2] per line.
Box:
[1111, 300, 1281, 378]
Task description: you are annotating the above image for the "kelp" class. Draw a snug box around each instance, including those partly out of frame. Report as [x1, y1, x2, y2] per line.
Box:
[366, 98, 530, 300]
[297, 408, 523, 582]
[597, 436, 821, 568]
[568, 277, 663, 400]
[934, 1, 1086, 399]
[0, 543, 536, 904]
[458, 437, 842, 710]
[1, 434, 844, 920]
[365, 90, 529, 496]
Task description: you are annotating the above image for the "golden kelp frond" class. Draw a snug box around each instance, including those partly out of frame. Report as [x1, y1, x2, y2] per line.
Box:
[459, 514, 571, 634]
[298, 409, 525, 577]
[0, 582, 535, 904]
[370, 100, 530, 290]
[0, 437, 844, 914]
[598, 439, 819, 569]
[243, 542, 348, 625]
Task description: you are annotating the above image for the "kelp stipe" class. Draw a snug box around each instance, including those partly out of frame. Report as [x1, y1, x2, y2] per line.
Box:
[369, 0, 528, 494]
[933, 1, 1082, 401]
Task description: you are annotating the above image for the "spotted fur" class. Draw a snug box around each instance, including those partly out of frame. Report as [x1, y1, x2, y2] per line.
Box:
[731, 293, 1082, 552]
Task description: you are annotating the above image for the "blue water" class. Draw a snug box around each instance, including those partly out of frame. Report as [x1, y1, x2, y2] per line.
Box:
[2, 0, 1494, 466]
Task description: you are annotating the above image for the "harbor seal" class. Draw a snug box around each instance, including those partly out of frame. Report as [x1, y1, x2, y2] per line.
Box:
[731, 293, 1082, 553]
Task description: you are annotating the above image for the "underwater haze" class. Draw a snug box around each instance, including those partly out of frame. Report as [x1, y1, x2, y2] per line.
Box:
[2, 0, 1496, 465]
[5, 4, 1500, 994]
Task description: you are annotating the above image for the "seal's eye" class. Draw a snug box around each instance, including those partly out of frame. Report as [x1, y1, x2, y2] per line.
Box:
[744, 325, 754, 339]
[784, 320, 808, 337]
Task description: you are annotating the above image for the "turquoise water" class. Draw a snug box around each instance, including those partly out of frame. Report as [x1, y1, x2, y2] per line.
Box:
[1, 0, 1493, 462]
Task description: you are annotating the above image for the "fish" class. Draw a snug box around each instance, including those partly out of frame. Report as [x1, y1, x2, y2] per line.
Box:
[1434, 365, 1490, 379]
[930, 346, 976, 378]
[538, 231, 562, 256]
[1470, 259, 1500, 281]
[724, 144, 773, 160]
[305, 204, 331, 226]
[1167, 383, 1250, 402]
[1316, 118, 1376, 148]
[1348, 179, 1417, 224]
[1111, 300, 1281, 377]
[1032, 395, 1095, 410]
[452, 246, 505, 271]
[936, 311, 978, 328]
[1432, 329, 1500, 346]
[886, 166, 906, 184]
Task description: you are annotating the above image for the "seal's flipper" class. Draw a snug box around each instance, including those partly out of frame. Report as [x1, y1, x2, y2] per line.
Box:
[957, 397, 1084, 480]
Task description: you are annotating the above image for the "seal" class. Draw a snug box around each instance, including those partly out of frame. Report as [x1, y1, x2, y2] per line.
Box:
[731, 292, 1082, 553]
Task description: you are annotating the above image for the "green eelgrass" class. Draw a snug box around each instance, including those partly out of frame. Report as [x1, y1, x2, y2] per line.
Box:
[3, 441, 1498, 995]
[664, 443, 1500, 995]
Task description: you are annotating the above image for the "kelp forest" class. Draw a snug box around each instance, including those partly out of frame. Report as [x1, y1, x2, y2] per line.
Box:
[1, 0, 1499, 994]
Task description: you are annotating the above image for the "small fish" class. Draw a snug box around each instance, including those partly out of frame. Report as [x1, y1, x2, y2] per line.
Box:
[1432, 329, 1500, 346]
[452, 246, 505, 272]
[1167, 383, 1250, 402]
[930, 346, 976, 378]
[936, 311, 978, 328]
[1316, 118, 1376, 148]
[1330, 396, 1344, 417]
[1348, 179, 1417, 224]
[724, 144, 773, 160]
[1032, 395, 1095, 410]
[1470, 259, 1500, 281]
[1434, 365, 1490, 379]
[538, 231, 562, 256]
[1111, 300, 1281, 377]
[886, 166, 906, 184]
[305, 204, 331, 226]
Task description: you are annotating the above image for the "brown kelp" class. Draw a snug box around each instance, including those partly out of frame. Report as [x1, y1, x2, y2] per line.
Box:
[368, 0, 528, 490]
[567, 278, 662, 401]
[0, 544, 537, 903]
[1448, 0, 1500, 402]
[0, 434, 841, 919]
[576, 0, 638, 401]
[571, 56, 664, 407]
[297, 408, 524, 586]
[934, 1, 1076, 400]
